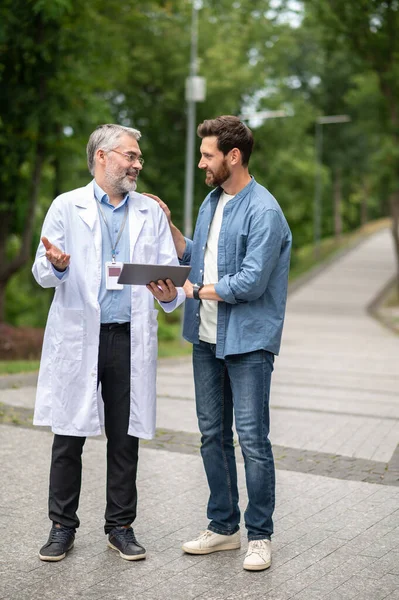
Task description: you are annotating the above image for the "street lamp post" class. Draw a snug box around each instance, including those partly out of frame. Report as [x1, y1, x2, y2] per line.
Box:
[184, 0, 205, 239]
[180, 1, 205, 342]
[313, 115, 351, 259]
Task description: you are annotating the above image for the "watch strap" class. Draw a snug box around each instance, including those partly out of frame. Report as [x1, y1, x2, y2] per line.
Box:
[193, 283, 204, 300]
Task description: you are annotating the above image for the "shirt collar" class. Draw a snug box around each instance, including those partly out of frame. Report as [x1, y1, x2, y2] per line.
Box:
[93, 180, 130, 206]
[209, 176, 255, 202]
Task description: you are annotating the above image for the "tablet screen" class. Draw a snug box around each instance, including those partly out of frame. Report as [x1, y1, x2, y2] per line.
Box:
[117, 263, 192, 287]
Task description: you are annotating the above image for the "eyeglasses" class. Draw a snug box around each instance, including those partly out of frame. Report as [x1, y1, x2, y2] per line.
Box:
[110, 149, 145, 166]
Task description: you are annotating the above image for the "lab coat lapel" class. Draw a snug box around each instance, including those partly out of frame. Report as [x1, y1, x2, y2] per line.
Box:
[74, 181, 102, 271]
[75, 181, 99, 231]
[128, 192, 148, 260]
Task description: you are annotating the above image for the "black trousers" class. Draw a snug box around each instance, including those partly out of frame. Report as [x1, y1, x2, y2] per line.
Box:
[48, 323, 139, 534]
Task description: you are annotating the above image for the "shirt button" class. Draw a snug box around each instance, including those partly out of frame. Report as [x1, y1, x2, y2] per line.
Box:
[200, 269, 203, 273]
[196, 313, 199, 317]
[202, 246, 205, 250]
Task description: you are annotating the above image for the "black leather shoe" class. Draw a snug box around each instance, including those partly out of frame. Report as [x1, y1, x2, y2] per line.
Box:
[108, 526, 146, 561]
[39, 523, 75, 562]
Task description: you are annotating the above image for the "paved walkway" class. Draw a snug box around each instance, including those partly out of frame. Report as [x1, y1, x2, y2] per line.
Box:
[1, 228, 398, 599]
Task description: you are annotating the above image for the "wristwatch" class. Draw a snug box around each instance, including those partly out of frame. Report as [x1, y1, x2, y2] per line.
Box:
[192, 283, 204, 300]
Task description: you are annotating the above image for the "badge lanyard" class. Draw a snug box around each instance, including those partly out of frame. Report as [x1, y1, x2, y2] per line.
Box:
[96, 199, 129, 290]
[96, 199, 129, 263]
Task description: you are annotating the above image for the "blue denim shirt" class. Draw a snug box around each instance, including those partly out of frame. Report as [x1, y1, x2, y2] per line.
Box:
[181, 177, 292, 358]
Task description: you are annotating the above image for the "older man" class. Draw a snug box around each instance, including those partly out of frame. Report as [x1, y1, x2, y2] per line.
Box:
[33, 124, 185, 562]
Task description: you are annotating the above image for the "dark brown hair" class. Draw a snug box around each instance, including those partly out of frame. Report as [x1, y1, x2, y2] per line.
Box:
[197, 115, 254, 166]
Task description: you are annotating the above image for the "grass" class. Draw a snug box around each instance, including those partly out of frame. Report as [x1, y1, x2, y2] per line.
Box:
[375, 278, 399, 334]
[158, 338, 192, 358]
[0, 403, 34, 427]
[0, 343, 191, 376]
[383, 284, 399, 309]
[0, 360, 40, 375]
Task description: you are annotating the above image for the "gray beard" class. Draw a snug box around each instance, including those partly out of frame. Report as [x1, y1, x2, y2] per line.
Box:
[106, 173, 137, 195]
[120, 178, 137, 194]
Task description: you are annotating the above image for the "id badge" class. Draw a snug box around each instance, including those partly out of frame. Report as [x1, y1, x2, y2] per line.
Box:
[105, 261, 123, 290]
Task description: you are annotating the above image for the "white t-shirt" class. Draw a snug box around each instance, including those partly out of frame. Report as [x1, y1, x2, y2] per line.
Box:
[199, 191, 235, 343]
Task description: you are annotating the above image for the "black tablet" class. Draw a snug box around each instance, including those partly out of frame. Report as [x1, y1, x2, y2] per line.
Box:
[117, 263, 191, 287]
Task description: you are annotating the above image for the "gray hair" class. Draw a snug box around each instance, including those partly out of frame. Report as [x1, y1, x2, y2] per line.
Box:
[86, 124, 141, 175]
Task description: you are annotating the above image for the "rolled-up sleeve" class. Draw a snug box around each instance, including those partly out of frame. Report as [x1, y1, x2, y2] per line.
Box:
[215, 209, 283, 304]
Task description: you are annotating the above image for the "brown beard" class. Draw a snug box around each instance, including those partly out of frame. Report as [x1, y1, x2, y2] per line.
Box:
[205, 158, 230, 187]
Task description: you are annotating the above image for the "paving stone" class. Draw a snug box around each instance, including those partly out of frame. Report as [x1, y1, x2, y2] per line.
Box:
[383, 590, 399, 600]
[359, 529, 399, 559]
[322, 573, 399, 600]
[357, 551, 399, 580]
[1, 229, 399, 600]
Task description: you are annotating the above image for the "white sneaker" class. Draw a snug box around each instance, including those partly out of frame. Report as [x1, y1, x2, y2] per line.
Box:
[182, 530, 241, 555]
[243, 539, 271, 571]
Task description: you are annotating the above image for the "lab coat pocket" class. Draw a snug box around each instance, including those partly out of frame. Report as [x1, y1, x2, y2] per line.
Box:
[140, 236, 158, 264]
[54, 308, 84, 361]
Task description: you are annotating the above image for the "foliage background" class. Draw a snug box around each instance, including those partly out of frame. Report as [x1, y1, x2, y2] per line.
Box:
[1, 0, 397, 331]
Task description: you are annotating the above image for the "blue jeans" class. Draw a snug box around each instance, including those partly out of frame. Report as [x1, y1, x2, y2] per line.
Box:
[193, 341, 275, 541]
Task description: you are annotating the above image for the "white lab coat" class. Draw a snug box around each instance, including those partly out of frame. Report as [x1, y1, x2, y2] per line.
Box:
[32, 181, 185, 439]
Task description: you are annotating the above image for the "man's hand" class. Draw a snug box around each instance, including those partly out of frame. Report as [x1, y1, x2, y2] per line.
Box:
[183, 279, 194, 299]
[146, 278, 177, 303]
[142, 193, 172, 225]
[142, 192, 187, 259]
[41, 236, 70, 272]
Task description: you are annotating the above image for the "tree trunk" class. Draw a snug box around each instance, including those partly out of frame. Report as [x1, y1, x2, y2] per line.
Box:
[333, 167, 343, 241]
[53, 124, 63, 198]
[0, 140, 44, 323]
[53, 153, 62, 199]
[360, 184, 368, 227]
[0, 211, 11, 269]
[0, 280, 6, 323]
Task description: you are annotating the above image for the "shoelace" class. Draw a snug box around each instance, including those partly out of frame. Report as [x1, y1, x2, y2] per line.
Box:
[114, 527, 137, 544]
[250, 540, 266, 549]
[196, 530, 214, 540]
[247, 540, 269, 555]
[49, 526, 74, 544]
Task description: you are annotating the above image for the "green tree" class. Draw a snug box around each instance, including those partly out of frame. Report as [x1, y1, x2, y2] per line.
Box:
[111, 0, 279, 224]
[0, 0, 132, 322]
[3, 0, 394, 329]
[306, 0, 399, 287]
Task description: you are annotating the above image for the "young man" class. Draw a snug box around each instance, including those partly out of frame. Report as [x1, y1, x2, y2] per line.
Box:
[33, 124, 185, 562]
[150, 115, 291, 571]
